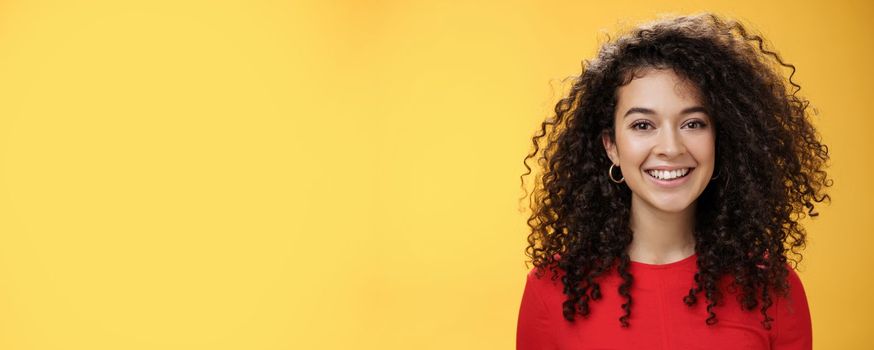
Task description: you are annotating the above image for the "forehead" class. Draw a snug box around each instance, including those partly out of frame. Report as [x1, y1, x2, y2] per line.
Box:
[614, 68, 704, 112]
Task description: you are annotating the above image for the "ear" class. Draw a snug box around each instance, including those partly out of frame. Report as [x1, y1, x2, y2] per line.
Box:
[601, 130, 619, 165]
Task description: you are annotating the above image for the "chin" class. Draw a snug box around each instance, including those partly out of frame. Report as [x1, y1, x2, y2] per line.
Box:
[640, 196, 695, 214]
[655, 203, 693, 213]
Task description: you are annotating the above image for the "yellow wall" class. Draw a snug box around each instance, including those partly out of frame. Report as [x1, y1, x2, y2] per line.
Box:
[0, 0, 868, 348]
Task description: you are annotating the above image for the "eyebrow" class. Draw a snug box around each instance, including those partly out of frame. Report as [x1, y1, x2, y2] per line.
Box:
[623, 106, 708, 118]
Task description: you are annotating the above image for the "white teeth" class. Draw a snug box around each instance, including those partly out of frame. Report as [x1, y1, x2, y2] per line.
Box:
[646, 168, 691, 180]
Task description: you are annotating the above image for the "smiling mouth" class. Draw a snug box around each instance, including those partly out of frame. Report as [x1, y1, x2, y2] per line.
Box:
[645, 168, 695, 181]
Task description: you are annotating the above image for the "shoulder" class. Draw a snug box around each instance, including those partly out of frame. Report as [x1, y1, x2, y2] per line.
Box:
[526, 254, 568, 284]
[770, 264, 812, 349]
[526, 264, 565, 288]
[786, 265, 804, 287]
[518, 264, 565, 348]
[777, 264, 809, 315]
[523, 264, 573, 308]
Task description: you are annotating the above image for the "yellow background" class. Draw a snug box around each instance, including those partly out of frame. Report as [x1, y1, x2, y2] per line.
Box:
[0, 0, 869, 349]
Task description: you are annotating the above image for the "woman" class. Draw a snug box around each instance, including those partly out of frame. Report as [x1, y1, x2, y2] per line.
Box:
[516, 13, 831, 349]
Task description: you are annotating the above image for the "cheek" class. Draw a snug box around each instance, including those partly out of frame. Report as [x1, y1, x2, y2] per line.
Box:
[690, 136, 716, 164]
[616, 137, 650, 167]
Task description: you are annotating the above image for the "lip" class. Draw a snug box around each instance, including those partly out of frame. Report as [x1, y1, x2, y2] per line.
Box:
[644, 168, 694, 188]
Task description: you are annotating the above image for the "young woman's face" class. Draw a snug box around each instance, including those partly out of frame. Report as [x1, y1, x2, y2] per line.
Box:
[602, 68, 716, 215]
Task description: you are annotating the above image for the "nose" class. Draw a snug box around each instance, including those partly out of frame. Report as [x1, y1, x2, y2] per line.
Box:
[654, 128, 686, 158]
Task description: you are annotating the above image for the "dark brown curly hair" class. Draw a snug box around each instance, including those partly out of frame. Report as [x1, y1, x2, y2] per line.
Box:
[520, 13, 832, 329]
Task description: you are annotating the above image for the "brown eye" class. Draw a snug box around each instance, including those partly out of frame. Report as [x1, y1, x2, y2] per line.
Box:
[685, 120, 706, 129]
[631, 121, 652, 130]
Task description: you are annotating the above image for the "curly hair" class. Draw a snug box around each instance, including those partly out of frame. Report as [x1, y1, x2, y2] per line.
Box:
[520, 13, 832, 329]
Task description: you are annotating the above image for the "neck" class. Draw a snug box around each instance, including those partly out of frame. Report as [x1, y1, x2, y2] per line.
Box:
[627, 196, 697, 264]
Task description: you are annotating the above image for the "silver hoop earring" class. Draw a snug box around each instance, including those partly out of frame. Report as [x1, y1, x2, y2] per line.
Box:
[608, 163, 624, 183]
[710, 168, 720, 181]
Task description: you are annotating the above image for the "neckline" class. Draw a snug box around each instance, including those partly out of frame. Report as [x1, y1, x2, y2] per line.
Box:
[629, 252, 697, 270]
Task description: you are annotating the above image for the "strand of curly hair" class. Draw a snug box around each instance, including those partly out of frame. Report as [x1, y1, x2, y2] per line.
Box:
[520, 13, 832, 329]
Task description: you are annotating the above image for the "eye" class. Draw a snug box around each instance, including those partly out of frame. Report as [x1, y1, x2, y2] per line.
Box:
[684, 120, 707, 129]
[631, 121, 652, 130]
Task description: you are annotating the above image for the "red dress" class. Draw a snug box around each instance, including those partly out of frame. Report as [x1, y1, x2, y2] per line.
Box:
[516, 254, 811, 349]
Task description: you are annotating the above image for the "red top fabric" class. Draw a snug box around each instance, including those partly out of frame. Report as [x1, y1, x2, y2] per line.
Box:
[516, 254, 811, 349]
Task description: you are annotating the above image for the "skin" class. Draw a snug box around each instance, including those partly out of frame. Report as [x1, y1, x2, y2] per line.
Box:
[601, 68, 717, 264]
